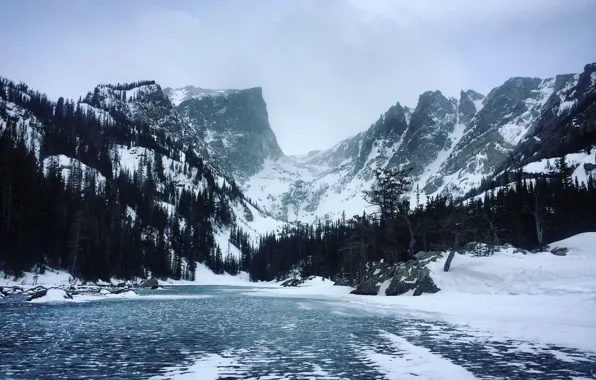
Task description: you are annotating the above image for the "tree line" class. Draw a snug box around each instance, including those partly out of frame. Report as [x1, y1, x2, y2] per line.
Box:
[0, 77, 251, 282]
[248, 158, 596, 284]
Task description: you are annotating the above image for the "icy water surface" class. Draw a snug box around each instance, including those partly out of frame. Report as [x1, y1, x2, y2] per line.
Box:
[0, 286, 594, 379]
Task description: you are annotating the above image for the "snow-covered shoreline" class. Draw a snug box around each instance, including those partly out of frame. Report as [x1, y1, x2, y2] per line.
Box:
[243, 233, 596, 352]
[3, 233, 595, 352]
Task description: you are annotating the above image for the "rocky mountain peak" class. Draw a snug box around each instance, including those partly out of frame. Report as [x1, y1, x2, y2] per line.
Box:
[370, 102, 408, 140]
[169, 85, 283, 180]
[458, 90, 485, 124]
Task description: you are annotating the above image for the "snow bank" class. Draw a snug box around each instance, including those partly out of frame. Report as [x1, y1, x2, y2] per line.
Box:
[104, 290, 139, 298]
[29, 288, 72, 303]
[164, 263, 272, 287]
[427, 234, 596, 296]
[358, 234, 596, 351]
[1, 268, 73, 288]
[245, 276, 353, 299]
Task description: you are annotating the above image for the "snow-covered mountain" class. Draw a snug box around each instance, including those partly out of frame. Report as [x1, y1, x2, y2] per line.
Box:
[164, 63, 595, 223]
[164, 85, 283, 181]
[0, 79, 285, 255]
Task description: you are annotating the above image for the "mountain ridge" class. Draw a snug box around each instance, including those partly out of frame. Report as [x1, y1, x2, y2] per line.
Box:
[171, 63, 594, 223]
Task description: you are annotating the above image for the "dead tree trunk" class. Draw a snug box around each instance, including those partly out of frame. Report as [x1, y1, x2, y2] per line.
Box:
[444, 250, 456, 272]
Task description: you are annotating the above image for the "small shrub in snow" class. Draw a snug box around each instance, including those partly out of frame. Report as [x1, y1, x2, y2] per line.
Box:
[466, 242, 496, 257]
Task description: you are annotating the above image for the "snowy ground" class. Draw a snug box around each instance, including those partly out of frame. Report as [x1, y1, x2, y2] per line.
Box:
[245, 233, 596, 352]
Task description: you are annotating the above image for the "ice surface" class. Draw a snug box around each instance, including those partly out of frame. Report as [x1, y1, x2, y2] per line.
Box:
[361, 331, 476, 379]
[149, 353, 245, 379]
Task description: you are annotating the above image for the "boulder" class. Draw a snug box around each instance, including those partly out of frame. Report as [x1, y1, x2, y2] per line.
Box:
[385, 277, 415, 296]
[384, 262, 442, 296]
[27, 288, 73, 301]
[139, 278, 159, 288]
[350, 279, 380, 295]
[550, 247, 568, 256]
[513, 248, 529, 255]
[25, 286, 46, 296]
[502, 243, 514, 249]
[413, 275, 440, 296]
[280, 278, 302, 287]
[151, 285, 163, 290]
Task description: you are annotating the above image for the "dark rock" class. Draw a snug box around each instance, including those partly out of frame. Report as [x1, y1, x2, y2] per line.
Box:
[139, 278, 159, 288]
[514, 248, 529, 255]
[550, 247, 569, 256]
[413, 275, 441, 296]
[25, 286, 46, 295]
[385, 277, 416, 296]
[351, 279, 380, 295]
[150, 285, 163, 290]
[117, 282, 126, 288]
[280, 279, 302, 287]
[502, 243, 514, 249]
[584, 163, 596, 172]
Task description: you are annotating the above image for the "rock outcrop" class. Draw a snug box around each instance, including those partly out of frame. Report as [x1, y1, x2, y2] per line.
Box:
[139, 278, 159, 288]
[351, 252, 442, 296]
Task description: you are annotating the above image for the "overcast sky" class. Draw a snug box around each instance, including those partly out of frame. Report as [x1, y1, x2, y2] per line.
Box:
[1, 0, 595, 155]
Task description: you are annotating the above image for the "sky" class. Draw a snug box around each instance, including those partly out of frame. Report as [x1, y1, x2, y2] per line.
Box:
[1, 0, 595, 155]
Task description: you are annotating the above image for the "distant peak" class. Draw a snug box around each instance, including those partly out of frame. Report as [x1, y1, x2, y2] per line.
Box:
[461, 89, 485, 101]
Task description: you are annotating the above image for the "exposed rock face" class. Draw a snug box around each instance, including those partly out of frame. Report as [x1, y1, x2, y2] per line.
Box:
[508, 64, 596, 167]
[166, 86, 283, 180]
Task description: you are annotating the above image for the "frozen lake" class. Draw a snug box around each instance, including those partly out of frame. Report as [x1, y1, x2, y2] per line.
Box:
[0, 285, 594, 379]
